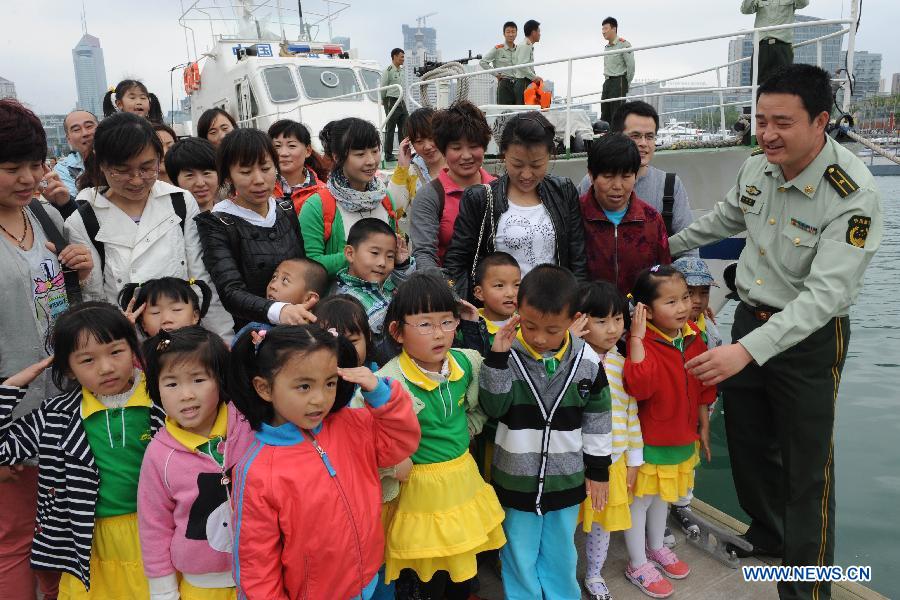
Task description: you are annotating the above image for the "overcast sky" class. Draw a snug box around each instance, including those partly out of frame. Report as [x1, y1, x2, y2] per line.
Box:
[3, 0, 896, 116]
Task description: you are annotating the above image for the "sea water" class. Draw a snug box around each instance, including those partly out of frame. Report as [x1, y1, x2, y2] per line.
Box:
[695, 176, 900, 597]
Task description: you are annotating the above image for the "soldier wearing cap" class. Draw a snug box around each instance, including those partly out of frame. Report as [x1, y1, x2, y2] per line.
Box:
[668, 64, 882, 600]
[480, 21, 519, 105]
[600, 16, 635, 124]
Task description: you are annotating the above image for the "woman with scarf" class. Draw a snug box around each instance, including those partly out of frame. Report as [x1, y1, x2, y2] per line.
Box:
[299, 118, 402, 277]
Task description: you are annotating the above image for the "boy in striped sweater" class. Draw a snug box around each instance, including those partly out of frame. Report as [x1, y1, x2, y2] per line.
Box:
[573, 281, 644, 600]
[480, 264, 613, 599]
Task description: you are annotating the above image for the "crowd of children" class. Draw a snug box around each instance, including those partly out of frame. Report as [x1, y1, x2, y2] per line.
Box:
[0, 79, 727, 600]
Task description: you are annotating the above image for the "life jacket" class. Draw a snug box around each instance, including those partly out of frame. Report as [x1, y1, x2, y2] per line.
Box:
[315, 188, 397, 241]
[524, 81, 552, 109]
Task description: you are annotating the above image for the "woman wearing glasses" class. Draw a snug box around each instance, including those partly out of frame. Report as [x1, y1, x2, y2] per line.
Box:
[64, 112, 234, 338]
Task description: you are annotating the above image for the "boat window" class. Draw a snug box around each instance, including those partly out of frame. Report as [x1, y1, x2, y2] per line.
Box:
[359, 69, 382, 102]
[262, 66, 299, 102]
[296, 66, 361, 100]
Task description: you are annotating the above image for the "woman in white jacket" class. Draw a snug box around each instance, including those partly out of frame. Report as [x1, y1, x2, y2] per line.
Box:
[64, 112, 233, 339]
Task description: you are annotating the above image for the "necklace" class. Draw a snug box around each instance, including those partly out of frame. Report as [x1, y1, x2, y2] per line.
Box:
[0, 208, 29, 250]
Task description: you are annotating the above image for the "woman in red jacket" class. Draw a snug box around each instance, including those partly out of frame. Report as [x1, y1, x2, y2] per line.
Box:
[580, 134, 671, 294]
[622, 265, 716, 599]
[269, 120, 328, 215]
[228, 325, 421, 600]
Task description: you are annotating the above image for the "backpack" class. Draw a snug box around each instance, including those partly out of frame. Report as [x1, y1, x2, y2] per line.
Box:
[315, 188, 397, 241]
[77, 192, 186, 275]
[662, 172, 676, 236]
[27, 199, 83, 305]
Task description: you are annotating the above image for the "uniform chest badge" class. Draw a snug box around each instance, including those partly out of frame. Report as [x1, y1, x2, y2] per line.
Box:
[740, 195, 756, 207]
[744, 185, 761, 196]
[790, 218, 818, 235]
[846, 215, 871, 248]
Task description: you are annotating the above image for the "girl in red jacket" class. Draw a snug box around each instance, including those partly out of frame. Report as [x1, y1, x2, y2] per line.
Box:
[622, 265, 715, 599]
[227, 325, 421, 600]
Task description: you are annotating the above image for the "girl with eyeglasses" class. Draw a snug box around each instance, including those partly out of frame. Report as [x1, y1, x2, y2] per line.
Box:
[379, 273, 506, 600]
[65, 112, 234, 340]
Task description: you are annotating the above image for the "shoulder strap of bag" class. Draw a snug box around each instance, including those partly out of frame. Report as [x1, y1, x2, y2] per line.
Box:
[171, 191, 186, 232]
[662, 172, 676, 236]
[28, 199, 83, 305]
[470, 183, 496, 285]
[316, 189, 338, 242]
[430, 177, 446, 221]
[76, 200, 105, 275]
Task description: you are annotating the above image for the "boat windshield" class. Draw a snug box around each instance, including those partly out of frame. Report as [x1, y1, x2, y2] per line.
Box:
[296, 66, 361, 100]
[359, 69, 381, 102]
[262, 66, 299, 102]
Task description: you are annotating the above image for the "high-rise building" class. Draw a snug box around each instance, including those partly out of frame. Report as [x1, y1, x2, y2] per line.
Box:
[727, 15, 842, 87]
[402, 23, 441, 106]
[0, 76, 16, 100]
[456, 63, 496, 106]
[40, 115, 69, 158]
[402, 24, 437, 57]
[331, 36, 351, 51]
[892, 73, 900, 96]
[72, 33, 108, 117]
[841, 50, 882, 102]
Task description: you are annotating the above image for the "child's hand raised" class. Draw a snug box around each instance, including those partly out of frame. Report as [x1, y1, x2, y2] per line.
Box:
[3, 356, 54, 388]
[630, 303, 647, 340]
[337, 366, 379, 393]
[123, 296, 146, 327]
[586, 478, 609, 512]
[396, 234, 410, 265]
[569, 312, 590, 339]
[491, 314, 520, 353]
[457, 299, 480, 322]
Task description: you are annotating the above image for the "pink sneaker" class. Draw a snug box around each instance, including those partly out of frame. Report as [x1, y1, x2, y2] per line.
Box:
[625, 562, 674, 598]
[647, 545, 691, 579]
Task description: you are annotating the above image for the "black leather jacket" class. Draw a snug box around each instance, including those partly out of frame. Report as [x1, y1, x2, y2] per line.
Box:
[195, 200, 304, 329]
[443, 174, 587, 299]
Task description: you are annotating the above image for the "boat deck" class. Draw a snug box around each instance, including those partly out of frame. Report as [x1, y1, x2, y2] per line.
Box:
[475, 500, 884, 600]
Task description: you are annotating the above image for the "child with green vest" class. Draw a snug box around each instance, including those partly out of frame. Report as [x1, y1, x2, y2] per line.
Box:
[299, 118, 404, 277]
[379, 273, 506, 599]
[479, 264, 613, 600]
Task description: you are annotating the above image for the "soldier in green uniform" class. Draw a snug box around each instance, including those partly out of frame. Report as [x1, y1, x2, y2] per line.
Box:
[513, 20, 542, 105]
[381, 47, 407, 161]
[741, 0, 810, 85]
[669, 65, 881, 600]
[480, 21, 519, 105]
[601, 16, 635, 124]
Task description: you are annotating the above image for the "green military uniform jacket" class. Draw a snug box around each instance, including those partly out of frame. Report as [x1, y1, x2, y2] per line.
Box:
[669, 135, 882, 365]
[380, 63, 403, 100]
[604, 37, 635, 84]
[480, 42, 518, 79]
[514, 40, 537, 81]
[741, 0, 810, 43]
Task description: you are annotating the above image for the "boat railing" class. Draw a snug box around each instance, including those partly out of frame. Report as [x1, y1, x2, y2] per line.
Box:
[406, 5, 858, 154]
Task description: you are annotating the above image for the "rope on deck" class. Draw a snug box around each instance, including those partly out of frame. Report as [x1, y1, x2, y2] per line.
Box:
[843, 130, 900, 166]
[417, 62, 469, 108]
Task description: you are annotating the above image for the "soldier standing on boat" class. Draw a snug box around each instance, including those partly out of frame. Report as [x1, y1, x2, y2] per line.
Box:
[741, 0, 810, 85]
[513, 20, 542, 105]
[480, 21, 518, 105]
[381, 47, 408, 161]
[669, 64, 882, 600]
[600, 16, 635, 124]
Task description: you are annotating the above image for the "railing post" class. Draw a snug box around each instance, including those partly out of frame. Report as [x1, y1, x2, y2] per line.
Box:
[750, 29, 760, 143]
[842, 0, 859, 114]
[565, 58, 573, 156]
[716, 68, 726, 134]
[816, 40, 823, 68]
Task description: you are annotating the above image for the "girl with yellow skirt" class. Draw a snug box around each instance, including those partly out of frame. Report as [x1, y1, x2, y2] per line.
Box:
[621, 267, 717, 599]
[380, 274, 506, 599]
[573, 282, 645, 600]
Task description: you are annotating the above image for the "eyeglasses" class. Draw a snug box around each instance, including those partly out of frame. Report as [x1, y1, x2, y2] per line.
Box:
[626, 132, 657, 142]
[105, 163, 160, 181]
[403, 318, 460, 336]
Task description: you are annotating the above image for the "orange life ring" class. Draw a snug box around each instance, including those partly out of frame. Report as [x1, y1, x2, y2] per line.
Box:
[183, 63, 201, 95]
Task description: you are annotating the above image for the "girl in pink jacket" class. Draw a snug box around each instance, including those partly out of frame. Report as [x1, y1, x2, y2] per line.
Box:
[138, 326, 255, 600]
[228, 325, 421, 600]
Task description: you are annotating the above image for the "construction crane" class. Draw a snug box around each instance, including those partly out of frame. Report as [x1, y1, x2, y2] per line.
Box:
[416, 12, 437, 30]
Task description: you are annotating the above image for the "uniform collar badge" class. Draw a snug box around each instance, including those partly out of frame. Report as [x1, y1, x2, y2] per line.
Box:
[804, 185, 815, 195]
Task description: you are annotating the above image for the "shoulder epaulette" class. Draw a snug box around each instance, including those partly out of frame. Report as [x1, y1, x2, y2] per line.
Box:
[750, 147, 765, 156]
[825, 164, 859, 198]
[495, 44, 504, 49]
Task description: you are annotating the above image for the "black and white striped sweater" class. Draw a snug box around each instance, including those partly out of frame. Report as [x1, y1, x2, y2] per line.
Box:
[0, 385, 164, 590]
